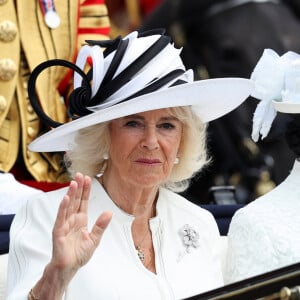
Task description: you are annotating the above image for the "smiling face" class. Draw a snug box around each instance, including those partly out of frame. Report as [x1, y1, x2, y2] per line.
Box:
[106, 108, 183, 188]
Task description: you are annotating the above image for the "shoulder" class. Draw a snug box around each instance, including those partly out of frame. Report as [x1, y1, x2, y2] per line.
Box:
[9, 186, 70, 263]
[229, 187, 283, 232]
[11, 185, 69, 231]
[29, 185, 68, 210]
[0, 173, 42, 214]
[25, 180, 103, 219]
[158, 188, 217, 227]
[226, 194, 278, 260]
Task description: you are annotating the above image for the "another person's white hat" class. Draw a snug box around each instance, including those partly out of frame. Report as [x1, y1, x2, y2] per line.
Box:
[28, 30, 253, 152]
[250, 48, 300, 141]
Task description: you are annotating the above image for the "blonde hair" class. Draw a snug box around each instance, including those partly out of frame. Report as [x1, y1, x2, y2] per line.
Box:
[65, 106, 209, 192]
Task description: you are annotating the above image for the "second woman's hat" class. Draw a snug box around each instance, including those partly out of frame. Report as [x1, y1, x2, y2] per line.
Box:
[250, 48, 300, 141]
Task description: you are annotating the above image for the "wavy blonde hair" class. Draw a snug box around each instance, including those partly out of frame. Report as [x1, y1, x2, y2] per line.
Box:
[65, 106, 209, 192]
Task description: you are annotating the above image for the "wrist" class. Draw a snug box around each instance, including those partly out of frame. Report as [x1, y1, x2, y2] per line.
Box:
[30, 262, 76, 300]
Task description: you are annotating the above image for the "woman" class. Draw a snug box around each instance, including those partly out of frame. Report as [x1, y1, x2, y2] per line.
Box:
[225, 49, 300, 284]
[6, 30, 252, 299]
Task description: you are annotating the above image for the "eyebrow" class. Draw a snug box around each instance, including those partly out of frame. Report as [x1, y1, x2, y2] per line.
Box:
[123, 114, 180, 122]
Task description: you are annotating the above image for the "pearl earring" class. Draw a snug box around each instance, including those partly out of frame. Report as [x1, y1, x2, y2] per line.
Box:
[96, 154, 109, 178]
[174, 157, 179, 165]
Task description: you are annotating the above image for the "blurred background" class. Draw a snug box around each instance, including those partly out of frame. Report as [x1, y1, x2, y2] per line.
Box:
[106, 0, 300, 205]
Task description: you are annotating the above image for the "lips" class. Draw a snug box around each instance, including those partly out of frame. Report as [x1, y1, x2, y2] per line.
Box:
[135, 158, 161, 164]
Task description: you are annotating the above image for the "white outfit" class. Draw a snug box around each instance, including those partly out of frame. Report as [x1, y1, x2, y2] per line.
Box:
[224, 160, 300, 284]
[7, 179, 224, 300]
[0, 173, 41, 215]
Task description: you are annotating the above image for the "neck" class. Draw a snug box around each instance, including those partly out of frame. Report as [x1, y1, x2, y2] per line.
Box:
[97, 174, 157, 273]
[98, 174, 158, 219]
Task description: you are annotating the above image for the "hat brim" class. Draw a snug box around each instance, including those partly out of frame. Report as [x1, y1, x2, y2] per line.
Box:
[29, 78, 253, 152]
[272, 100, 300, 114]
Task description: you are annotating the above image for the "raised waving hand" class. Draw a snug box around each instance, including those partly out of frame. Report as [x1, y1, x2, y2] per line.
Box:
[31, 173, 112, 299]
[52, 172, 112, 271]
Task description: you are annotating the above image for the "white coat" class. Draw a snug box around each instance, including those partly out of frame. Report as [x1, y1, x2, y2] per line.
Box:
[7, 179, 224, 299]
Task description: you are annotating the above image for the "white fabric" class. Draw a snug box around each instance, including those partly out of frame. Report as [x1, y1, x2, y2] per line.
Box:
[7, 180, 224, 300]
[0, 254, 8, 300]
[272, 100, 300, 113]
[224, 160, 300, 284]
[74, 45, 104, 97]
[0, 173, 41, 215]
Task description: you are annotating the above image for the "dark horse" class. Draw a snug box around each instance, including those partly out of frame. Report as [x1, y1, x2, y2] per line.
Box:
[140, 0, 300, 204]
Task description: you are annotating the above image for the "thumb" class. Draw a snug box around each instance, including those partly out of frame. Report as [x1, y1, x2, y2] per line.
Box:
[90, 211, 113, 247]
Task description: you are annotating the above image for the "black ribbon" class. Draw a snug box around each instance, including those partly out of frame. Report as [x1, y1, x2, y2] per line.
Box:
[28, 29, 183, 129]
[28, 59, 91, 128]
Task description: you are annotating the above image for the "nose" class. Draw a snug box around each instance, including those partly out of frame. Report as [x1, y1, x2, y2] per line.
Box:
[141, 126, 159, 150]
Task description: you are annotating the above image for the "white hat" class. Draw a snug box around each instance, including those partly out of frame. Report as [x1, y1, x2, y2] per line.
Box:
[251, 48, 300, 141]
[28, 30, 253, 152]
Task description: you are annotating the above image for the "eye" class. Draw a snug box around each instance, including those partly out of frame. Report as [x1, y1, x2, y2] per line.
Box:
[158, 123, 175, 130]
[124, 120, 141, 127]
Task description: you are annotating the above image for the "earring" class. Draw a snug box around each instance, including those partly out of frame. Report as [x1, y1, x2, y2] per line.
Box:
[174, 157, 180, 165]
[96, 154, 109, 178]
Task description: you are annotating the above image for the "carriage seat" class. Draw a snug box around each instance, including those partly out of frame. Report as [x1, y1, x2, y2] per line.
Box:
[201, 204, 244, 235]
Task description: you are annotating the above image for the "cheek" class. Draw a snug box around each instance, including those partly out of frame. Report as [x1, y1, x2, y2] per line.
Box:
[110, 142, 128, 161]
[163, 137, 181, 162]
[109, 133, 137, 161]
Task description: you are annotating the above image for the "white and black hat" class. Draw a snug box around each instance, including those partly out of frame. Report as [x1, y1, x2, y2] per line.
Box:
[28, 29, 253, 152]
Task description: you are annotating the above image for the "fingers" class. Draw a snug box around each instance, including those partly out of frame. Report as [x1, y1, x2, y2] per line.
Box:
[65, 173, 91, 217]
[65, 180, 79, 220]
[72, 173, 86, 212]
[54, 193, 71, 235]
[54, 173, 92, 232]
[78, 175, 92, 214]
[89, 211, 113, 247]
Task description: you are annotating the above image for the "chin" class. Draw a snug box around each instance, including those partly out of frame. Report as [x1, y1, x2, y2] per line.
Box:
[129, 175, 165, 188]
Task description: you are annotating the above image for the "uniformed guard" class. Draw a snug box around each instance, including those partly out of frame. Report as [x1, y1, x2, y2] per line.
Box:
[0, 0, 110, 182]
